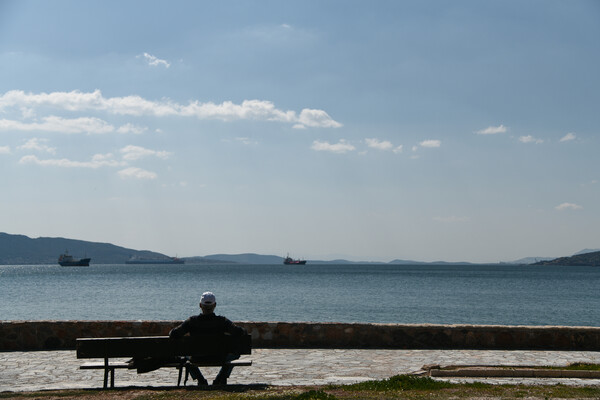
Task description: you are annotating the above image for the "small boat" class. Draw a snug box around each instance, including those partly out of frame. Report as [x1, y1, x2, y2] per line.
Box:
[125, 256, 185, 265]
[58, 250, 91, 267]
[283, 254, 306, 265]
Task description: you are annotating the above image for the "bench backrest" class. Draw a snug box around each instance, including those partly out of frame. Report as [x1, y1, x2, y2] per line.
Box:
[76, 334, 251, 359]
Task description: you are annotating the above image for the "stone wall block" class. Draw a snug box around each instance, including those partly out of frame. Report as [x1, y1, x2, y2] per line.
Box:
[1, 321, 600, 351]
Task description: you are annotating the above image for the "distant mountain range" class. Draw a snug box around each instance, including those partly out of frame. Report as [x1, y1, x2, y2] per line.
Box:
[0, 232, 169, 264]
[533, 250, 600, 267]
[0, 232, 597, 266]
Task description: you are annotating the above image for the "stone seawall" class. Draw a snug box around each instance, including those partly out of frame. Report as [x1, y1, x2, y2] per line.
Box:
[1, 321, 600, 352]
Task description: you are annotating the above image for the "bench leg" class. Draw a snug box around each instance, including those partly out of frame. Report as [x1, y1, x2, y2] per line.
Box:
[103, 368, 108, 389]
[103, 358, 109, 389]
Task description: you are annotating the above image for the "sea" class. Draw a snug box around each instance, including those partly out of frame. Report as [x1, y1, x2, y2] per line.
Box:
[0, 263, 598, 326]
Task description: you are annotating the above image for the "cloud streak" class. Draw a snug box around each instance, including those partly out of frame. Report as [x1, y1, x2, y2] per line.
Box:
[0, 116, 143, 135]
[17, 138, 56, 154]
[519, 135, 543, 144]
[141, 53, 170, 68]
[555, 202, 583, 211]
[311, 139, 355, 154]
[19, 153, 126, 169]
[120, 145, 172, 161]
[560, 132, 576, 142]
[0, 90, 342, 129]
[118, 167, 157, 180]
[419, 139, 441, 148]
[476, 125, 507, 135]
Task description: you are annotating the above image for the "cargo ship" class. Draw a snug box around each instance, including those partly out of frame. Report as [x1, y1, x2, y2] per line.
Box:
[283, 254, 306, 265]
[58, 251, 91, 267]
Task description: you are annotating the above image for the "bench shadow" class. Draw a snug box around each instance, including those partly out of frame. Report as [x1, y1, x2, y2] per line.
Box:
[93, 383, 270, 392]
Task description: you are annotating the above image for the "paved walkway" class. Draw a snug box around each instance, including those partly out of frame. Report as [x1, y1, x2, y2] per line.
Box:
[2, 349, 600, 392]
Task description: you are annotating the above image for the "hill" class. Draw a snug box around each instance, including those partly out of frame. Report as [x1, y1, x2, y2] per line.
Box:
[0, 232, 169, 265]
[201, 253, 283, 264]
[533, 251, 600, 267]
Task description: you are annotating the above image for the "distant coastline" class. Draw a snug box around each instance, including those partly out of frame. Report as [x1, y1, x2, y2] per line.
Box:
[0, 232, 598, 266]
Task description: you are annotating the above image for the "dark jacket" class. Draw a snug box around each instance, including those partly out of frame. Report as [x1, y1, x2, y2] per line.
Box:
[169, 313, 246, 338]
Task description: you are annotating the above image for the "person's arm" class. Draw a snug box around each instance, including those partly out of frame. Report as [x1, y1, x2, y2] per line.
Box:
[169, 318, 191, 338]
[223, 317, 246, 336]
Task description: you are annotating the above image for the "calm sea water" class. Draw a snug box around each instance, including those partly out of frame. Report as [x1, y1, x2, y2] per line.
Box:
[0, 263, 598, 326]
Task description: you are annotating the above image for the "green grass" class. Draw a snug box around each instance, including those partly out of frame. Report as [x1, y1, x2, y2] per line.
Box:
[340, 375, 454, 391]
[564, 363, 600, 371]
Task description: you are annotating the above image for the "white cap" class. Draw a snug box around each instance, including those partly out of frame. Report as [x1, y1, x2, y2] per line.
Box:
[200, 291, 216, 306]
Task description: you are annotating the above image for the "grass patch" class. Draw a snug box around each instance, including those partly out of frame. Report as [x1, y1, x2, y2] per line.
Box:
[564, 363, 600, 371]
[341, 375, 454, 391]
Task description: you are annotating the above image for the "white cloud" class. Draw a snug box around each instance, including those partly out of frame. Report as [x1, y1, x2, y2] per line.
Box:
[17, 138, 56, 154]
[519, 135, 543, 144]
[393, 145, 403, 154]
[118, 167, 157, 180]
[420, 139, 441, 148]
[311, 139, 355, 154]
[0, 90, 341, 128]
[19, 153, 125, 168]
[365, 138, 393, 151]
[141, 53, 171, 68]
[116, 123, 146, 134]
[476, 124, 507, 135]
[120, 145, 171, 161]
[560, 132, 576, 142]
[295, 109, 342, 129]
[0, 116, 114, 134]
[555, 202, 583, 211]
[0, 145, 10, 154]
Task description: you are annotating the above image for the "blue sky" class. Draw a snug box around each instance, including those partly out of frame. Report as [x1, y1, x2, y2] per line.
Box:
[0, 0, 598, 262]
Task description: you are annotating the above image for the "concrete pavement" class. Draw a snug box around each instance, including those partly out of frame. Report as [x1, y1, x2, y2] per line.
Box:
[2, 349, 600, 392]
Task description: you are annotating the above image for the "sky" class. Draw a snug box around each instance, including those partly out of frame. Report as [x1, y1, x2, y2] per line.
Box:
[0, 0, 598, 263]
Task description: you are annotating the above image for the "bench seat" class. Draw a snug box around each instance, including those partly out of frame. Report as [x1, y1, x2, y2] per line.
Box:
[76, 335, 252, 388]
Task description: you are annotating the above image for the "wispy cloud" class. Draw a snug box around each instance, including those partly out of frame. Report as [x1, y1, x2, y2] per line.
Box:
[116, 123, 146, 134]
[19, 153, 126, 168]
[311, 139, 355, 154]
[476, 124, 507, 135]
[560, 132, 576, 142]
[519, 135, 543, 144]
[365, 138, 393, 151]
[118, 167, 157, 180]
[419, 139, 441, 148]
[120, 145, 171, 161]
[0, 116, 114, 134]
[0, 90, 342, 129]
[0, 145, 10, 154]
[17, 138, 56, 154]
[141, 53, 170, 68]
[555, 202, 583, 211]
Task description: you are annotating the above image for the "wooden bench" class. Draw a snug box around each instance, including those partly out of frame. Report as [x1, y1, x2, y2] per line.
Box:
[76, 334, 252, 388]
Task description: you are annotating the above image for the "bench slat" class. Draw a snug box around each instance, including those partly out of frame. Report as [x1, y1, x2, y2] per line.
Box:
[77, 334, 251, 358]
[80, 360, 252, 369]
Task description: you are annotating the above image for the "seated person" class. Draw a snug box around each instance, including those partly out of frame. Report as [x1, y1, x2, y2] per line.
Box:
[169, 291, 246, 385]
